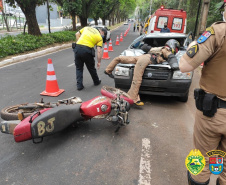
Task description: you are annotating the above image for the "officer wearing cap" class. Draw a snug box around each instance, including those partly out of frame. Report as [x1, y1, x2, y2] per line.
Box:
[179, 1, 226, 184]
[73, 26, 107, 90]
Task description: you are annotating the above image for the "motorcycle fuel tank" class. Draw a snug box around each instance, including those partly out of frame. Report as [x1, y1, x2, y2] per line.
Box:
[80, 96, 112, 118]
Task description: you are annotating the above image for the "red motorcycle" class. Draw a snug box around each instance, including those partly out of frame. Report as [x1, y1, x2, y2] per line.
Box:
[0, 86, 133, 143]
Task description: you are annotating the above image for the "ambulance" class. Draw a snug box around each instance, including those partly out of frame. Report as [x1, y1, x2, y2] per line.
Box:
[146, 6, 187, 34]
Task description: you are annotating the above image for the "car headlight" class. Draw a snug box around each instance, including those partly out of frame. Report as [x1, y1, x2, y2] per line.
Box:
[172, 70, 192, 79]
[115, 66, 129, 77]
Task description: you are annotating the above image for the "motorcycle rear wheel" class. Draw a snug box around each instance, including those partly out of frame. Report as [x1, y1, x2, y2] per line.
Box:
[1, 104, 46, 121]
[101, 86, 134, 105]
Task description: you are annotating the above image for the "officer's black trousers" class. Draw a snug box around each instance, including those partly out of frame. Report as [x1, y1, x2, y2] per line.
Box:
[73, 46, 100, 89]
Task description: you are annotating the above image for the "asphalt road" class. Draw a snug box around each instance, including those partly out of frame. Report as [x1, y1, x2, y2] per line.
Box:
[0, 25, 217, 185]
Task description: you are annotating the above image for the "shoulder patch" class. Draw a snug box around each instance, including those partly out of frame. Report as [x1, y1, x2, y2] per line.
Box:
[197, 27, 215, 44]
[186, 44, 199, 58]
[206, 27, 215, 34]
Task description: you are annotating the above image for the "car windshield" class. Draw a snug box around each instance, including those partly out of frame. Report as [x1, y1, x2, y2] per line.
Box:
[144, 37, 186, 48]
[130, 36, 186, 49]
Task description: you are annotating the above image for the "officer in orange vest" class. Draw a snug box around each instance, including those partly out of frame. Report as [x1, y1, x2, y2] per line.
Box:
[180, 1, 226, 184]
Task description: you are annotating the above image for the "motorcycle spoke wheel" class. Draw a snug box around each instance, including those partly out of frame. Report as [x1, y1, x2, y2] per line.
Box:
[1, 104, 42, 120]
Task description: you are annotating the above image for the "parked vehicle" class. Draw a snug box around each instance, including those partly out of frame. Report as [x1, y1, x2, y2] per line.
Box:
[145, 6, 187, 34]
[0, 86, 132, 143]
[91, 25, 111, 41]
[114, 32, 193, 102]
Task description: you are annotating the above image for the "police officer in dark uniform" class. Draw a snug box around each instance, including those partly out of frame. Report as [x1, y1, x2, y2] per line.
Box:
[74, 26, 107, 90]
[179, 1, 226, 184]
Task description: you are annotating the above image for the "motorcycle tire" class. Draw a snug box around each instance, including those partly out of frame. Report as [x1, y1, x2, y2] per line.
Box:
[0, 104, 45, 121]
[101, 86, 134, 105]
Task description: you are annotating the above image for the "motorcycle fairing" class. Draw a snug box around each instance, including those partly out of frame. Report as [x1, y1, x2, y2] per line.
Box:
[14, 108, 51, 142]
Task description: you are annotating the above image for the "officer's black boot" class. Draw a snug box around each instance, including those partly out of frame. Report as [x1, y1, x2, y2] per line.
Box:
[187, 171, 210, 185]
[216, 178, 220, 185]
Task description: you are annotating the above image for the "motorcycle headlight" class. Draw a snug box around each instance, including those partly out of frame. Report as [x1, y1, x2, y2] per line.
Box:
[172, 70, 192, 79]
[115, 66, 129, 77]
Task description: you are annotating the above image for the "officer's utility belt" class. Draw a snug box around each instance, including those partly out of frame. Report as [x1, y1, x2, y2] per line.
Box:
[76, 44, 92, 49]
[194, 89, 226, 117]
[76, 44, 95, 57]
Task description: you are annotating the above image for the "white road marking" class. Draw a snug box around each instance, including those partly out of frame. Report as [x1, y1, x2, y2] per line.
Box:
[67, 63, 74, 67]
[138, 138, 151, 185]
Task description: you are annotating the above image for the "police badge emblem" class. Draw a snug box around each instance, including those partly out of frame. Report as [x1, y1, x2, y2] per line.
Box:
[197, 27, 215, 44]
[206, 150, 226, 175]
[185, 149, 205, 175]
[209, 157, 223, 175]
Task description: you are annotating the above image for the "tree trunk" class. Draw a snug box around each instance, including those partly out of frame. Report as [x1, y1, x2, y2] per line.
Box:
[80, 16, 87, 27]
[109, 19, 111, 27]
[112, 17, 114, 26]
[72, 15, 76, 31]
[23, 21, 27, 35]
[2, 10, 10, 32]
[17, 2, 41, 36]
[102, 18, 106, 26]
[47, 0, 51, 33]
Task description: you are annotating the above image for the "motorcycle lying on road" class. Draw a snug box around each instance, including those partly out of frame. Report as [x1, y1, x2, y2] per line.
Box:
[0, 86, 133, 143]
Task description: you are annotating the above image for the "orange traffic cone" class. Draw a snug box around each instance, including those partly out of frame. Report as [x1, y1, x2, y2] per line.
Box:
[108, 39, 114, 51]
[126, 30, 128, 36]
[115, 35, 120, 45]
[40, 58, 64, 97]
[102, 43, 110, 59]
[120, 33, 123, 42]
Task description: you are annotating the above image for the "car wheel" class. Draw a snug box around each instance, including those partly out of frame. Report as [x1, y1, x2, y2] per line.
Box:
[178, 92, 188, 102]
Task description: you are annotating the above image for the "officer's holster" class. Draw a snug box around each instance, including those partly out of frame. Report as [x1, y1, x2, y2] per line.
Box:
[187, 171, 210, 185]
[194, 89, 218, 117]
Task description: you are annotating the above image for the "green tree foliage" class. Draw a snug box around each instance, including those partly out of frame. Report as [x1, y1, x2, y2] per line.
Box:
[118, 0, 136, 20]
[207, 0, 223, 27]
[5, 0, 46, 36]
[89, 0, 117, 25]
[54, 0, 82, 30]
